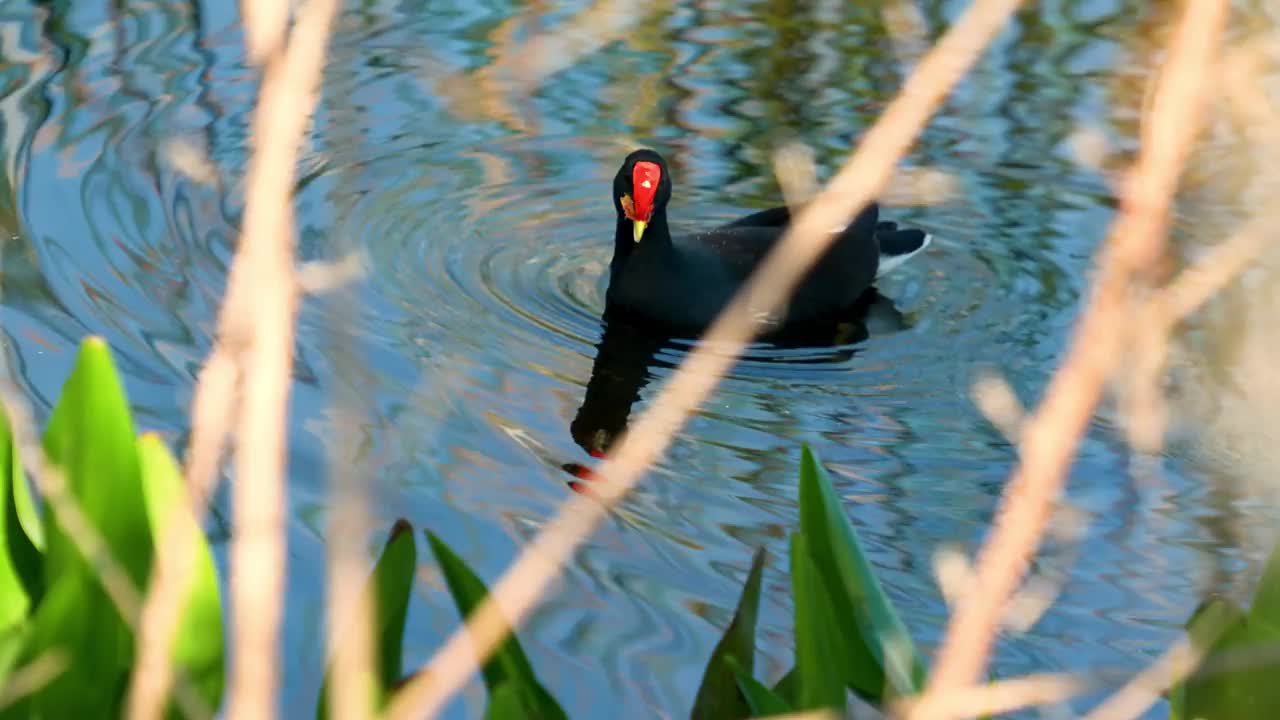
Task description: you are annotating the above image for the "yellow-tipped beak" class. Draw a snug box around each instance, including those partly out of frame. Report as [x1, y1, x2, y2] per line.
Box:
[632, 219, 647, 243]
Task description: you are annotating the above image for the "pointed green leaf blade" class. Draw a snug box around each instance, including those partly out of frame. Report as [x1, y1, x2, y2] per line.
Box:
[1249, 538, 1280, 632]
[22, 570, 125, 717]
[425, 531, 566, 720]
[798, 444, 926, 699]
[41, 337, 150, 588]
[484, 683, 527, 720]
[1177, 595, 1280, 719]
[372, 519, 415, 694]
[8, 422, 42, 555]
[771, 666, 796, 706]
[137, 434, 224, 715]
[728, 657, 792, 717]
[690, 547, 766, 720]
[318, 519, 418, 719]
[24, 338, 144, 717]
[790, 533, 847, 713]
[0, 408, 34, 633]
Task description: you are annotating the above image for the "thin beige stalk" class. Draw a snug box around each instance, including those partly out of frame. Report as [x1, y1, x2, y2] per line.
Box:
[321, 38, 378, 720]
[125, 0, 345, 718]
[227, 0, 344, 714]
[129, 355, 236, 720]
[921, 0, 1229, 709]
[383, 1, 1023, 717]
[1082, 638, 1202, 720]
[125, 454, 216, 720]
[897, 672, 1088, 719]
[0, 652, 70, 712]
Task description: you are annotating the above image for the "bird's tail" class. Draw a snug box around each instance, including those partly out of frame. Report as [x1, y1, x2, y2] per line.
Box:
[874, 221, 932, 278]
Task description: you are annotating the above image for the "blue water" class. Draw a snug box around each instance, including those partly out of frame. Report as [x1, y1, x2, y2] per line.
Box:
[1, 0, 1277, 716]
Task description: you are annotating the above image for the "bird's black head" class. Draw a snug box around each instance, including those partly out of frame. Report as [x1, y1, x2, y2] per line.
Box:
[612, 148, 673, 245]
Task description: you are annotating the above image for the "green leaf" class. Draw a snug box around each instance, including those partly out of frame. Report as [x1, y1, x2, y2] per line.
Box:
[20, 570, 127, 717]
[425, 531, 566, 720]
[1249, 539, 1280, 631]
[0, 408, 37, 633]
[318, 519, 418, 719]
[728, 657, 792, 717]
[372, 520, 415, 694]
[484, 683, 527, 720]
[8, 426, 42, 555]
[41, 337, 150, 588]
[1174, 594, 1280, 719]
[798, 444, 926, 699]
[22, 338, 147, 717]
[137, 434, 224, 716]
[690, 547, 767, 720]
[790, 533, 847, 713]
[771, 665, 796, 705]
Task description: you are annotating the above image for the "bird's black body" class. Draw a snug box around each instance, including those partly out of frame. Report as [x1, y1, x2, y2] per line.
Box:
[604, 149, 930, 335]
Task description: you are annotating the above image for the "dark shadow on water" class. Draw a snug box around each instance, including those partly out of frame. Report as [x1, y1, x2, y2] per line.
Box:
[564, 287, 908, 491]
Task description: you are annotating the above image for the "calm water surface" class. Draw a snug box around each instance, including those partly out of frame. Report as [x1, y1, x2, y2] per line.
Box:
[1, 0, 1277, 716]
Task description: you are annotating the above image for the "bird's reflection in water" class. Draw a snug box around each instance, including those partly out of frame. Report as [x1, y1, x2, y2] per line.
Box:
[564, 287, 909, 492]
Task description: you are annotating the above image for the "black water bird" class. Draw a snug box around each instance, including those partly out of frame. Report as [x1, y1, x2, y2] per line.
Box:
[604, 148, 931, 334]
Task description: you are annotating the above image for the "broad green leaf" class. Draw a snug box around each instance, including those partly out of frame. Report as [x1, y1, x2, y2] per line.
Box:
[137, 434, 224, 716]
[798, 444, 926, 699]
[728, 657, 792, 717]
[22, 338, 146, 718]
[1249, 538, 1280, 631]
[8, 426, 42, 554]
[425, 531, 566, 720]
[41, 337, 150, 588]
[18, 570, 127, 718]
[372, 520, 415, 694]
[690, 546, 766, 720]
[1174, 595, 1280, 719]
[318, 519, 418, 719]
[1170, 597, 1244, 720]
[484, 683, 527, 720]
[790, 533, 847, 713]
[0, 409, 35, 632]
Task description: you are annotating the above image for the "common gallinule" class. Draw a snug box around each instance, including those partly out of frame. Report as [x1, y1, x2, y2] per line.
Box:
[605, 148, 931, 333]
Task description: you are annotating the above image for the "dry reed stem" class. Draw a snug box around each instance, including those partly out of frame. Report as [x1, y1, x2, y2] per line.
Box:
[1081, 636, 1280, 720]
[0, 652, 69, 711]
[324, 424, 377, 720]
[752, 710, 842, 720]
[1076, 219, 1273, 719]
[1119, 216, 1272, 453]
[1082, 638, 1201, 720]
[139, 0, 359, 712]
[921, 0, 1228, 709]
[130, 349, 238, 719]
[241, 0, 289, 65]
[970, 372, 1024, 443]
[322, 145, 377, 720]
[898, 672, 1088, 719]
[383, 1, 1023, 717]
[225, 0, 343, 716]
[428, 0, 659, 132]
[1157, 218, 1272, 322]
[131, 0, 344, 717]
[125, 437, 218, 720]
